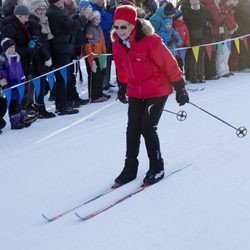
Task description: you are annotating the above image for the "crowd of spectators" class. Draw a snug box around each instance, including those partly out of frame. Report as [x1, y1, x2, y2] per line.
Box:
[0, 0, 249, 133]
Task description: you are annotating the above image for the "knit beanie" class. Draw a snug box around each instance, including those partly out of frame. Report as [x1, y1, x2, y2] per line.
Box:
[88, 10, 101, 20]
[48, 0, 60, 3]
[77, 0, 91, 12]
[30, 0, 47, 13]
[14, 4, 30, 16]
[1, 38, 16, 52]
[89, 0, 98, 4]
[174, 9, 183, 20]
[159, 0, 168, 7]
[113, 5, 137, 26]
[164, 2, 175, 16]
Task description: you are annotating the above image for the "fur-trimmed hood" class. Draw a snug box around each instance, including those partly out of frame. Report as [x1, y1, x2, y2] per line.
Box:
[111, 18, 155, 43]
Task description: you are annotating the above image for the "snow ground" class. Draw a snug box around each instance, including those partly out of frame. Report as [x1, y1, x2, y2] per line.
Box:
[0, 66, 250, 250]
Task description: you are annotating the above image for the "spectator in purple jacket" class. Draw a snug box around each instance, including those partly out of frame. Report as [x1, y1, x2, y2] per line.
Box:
[0, 38, 31, 129]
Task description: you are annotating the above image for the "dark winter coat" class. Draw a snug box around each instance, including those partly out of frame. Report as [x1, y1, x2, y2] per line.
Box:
[233, 0, 250, 36]
[0, 15, 36, 75]
[46, 4, 87, 56]
[135, 0, 158, 19]
[27, 14, 53, 76]
[112, 19, 183, 99]
[183, 7, 211, 46]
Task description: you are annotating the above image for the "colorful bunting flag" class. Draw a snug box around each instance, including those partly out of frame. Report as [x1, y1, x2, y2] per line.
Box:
[87, 54, 93, 72]
[242, 37, 248, 49]
[179, 48, 187, 63]
[205, 45, 213, 61]
[192, 46, 200, 63]
[226, 41, 231, 54]
[32, 78, 41, 98]
[98, 54, 107, 71]
[234, 38, 240, 54]
[17, 84, 25, 103]
[3, 88, 11, 108]
[60, 67, 68, 86]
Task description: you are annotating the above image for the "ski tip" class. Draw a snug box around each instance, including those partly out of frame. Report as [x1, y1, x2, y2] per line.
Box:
[75, 212, 89, 221]
[42, 213, 53, 222]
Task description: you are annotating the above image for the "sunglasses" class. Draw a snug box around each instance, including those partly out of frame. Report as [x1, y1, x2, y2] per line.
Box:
[113, 24, 130, 30]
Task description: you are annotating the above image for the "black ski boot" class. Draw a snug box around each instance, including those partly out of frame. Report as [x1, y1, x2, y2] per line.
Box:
[143, 168, 165, 185]
[114, 158, 138, 185]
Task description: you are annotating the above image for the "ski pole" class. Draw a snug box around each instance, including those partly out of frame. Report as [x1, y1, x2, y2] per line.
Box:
[189, 101, 247, 138]
[163, 109, 187, 121]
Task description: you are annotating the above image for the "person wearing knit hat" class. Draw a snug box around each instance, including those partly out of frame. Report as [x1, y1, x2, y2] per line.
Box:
[0, 38, 16, 52]
[112, 5, 189, 186]
[77, 0, 92, 13]
[173, 9, 183, 20]
[14, 4, 30, 16]
[159, 0, 168, 7]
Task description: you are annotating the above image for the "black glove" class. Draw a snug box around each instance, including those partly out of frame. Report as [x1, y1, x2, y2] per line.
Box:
[117, 82, 128, 104]
[172, 79, 189, 106]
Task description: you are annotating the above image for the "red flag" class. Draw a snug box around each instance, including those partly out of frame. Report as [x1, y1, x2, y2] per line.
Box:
[242, 37, 248, 49]
[87, 53, 93, 71]
[205, 45, 213, 61]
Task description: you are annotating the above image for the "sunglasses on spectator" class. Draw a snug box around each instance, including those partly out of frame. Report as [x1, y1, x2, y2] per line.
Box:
[113, 24, 130, 30]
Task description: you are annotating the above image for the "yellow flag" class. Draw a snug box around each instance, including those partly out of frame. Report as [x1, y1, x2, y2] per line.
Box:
[234, 38, 240, 54]
[192, 46, 200, 63]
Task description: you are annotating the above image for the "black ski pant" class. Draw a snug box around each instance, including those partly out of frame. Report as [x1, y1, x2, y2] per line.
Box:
[125, 96, 168, 171]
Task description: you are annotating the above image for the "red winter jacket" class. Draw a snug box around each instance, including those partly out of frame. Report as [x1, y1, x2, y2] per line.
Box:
[112, 19, 183, 99]
[202, 0, 226, 37]
[173, 19, 190, 47]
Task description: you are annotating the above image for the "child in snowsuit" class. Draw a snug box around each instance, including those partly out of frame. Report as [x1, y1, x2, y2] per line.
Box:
[159, 18, 182, 58]
[0, 38, 29, 129]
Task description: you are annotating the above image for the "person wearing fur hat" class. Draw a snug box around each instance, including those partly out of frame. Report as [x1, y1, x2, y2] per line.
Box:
[149, 2, 176, 34]
[111, 5, 189, 186]
[0, 38, 32, 129]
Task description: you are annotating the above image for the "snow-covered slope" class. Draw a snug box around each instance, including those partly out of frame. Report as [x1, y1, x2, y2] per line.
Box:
[0, 71, 249, 250]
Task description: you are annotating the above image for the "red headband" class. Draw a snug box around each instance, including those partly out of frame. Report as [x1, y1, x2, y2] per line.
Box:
[113, 5, 137, 26]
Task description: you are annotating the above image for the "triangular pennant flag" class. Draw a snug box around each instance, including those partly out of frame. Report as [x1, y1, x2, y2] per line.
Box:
[226, 41, 231, 54]
[218, 43, 224, 54]
[98, 54, 107, 71]
[205, 45, 213, 61]
[192, 46, 200, 63]
[234, 38, 240, 54]
[46, 72, 55, 90]
[60, 67, 68, 86]
[242, 37, 248, 49]
[3, 88, 11, 108]
[87, 54, 93, 71]
[179, 48, 187, 63]
[32, 78, 41, 98]
[17, 84, 25, 103]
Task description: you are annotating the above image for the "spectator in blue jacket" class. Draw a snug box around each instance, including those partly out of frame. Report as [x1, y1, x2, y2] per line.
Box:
[159, 18, 182, 57]
[149, 2, 176, 34]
